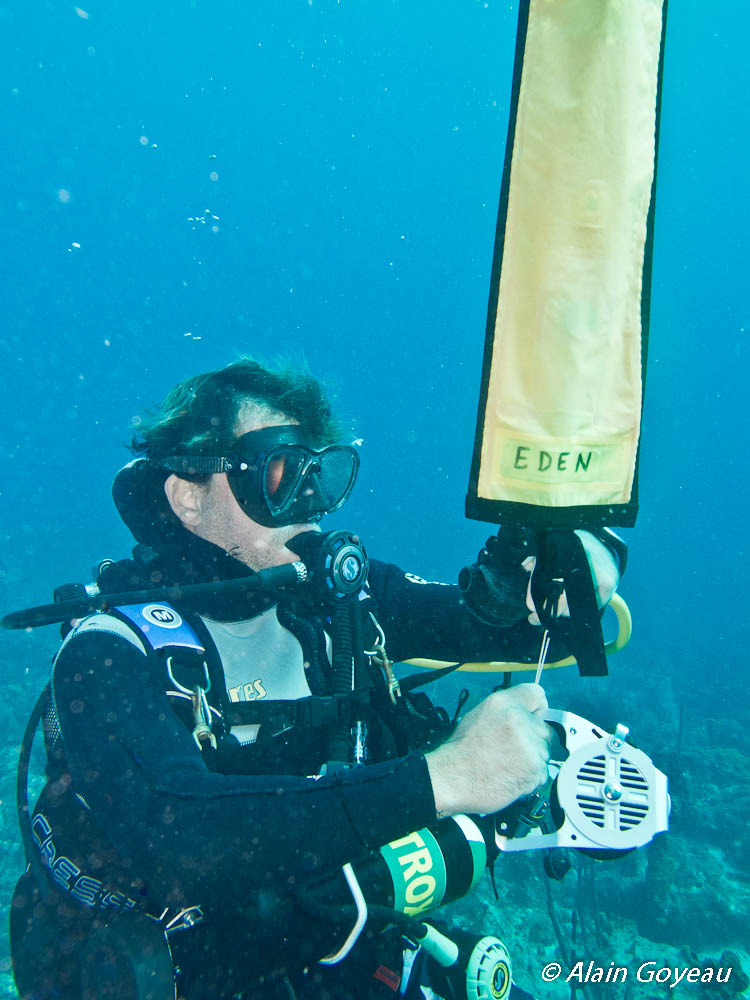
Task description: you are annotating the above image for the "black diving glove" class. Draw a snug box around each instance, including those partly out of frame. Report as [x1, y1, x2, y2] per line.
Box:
[458, 526, 536, 628]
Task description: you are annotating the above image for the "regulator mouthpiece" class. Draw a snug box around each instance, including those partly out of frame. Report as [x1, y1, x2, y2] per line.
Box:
[286, 530, 369, 602]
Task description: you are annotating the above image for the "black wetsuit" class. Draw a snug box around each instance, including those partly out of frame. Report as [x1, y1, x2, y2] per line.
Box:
[14, 531, 550, 1000]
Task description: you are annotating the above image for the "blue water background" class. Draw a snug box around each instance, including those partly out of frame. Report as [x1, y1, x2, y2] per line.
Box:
[1, 0, 748, 992]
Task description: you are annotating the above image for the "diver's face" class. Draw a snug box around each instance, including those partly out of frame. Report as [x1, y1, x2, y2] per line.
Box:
[168, 407, 318, 571]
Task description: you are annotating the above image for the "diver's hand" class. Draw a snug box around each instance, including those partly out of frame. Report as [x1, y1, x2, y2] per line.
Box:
[524, 529, 620, 625]
[425, 683, 550, 818]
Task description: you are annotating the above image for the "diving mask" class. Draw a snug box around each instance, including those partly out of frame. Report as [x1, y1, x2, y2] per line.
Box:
[162, 425, 359, 528]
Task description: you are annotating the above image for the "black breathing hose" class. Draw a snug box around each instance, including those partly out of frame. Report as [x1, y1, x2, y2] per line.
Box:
[328, 604, 356, 765]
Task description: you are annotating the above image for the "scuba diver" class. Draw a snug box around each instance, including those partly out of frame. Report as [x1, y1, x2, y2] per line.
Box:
[9, 357, 624, 1000]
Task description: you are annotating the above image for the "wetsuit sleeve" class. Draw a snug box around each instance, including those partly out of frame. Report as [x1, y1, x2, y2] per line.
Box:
[51, 631, 436, 910]
[367, 558, 561, 664]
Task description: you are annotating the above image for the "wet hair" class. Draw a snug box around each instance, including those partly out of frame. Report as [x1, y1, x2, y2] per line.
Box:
[130, 357, 345, 462]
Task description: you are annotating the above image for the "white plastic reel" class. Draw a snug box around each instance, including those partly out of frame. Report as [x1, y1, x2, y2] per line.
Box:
[496, 710, 670, 853]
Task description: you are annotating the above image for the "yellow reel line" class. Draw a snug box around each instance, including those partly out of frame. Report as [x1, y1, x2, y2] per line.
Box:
[402, 593, 632, 674]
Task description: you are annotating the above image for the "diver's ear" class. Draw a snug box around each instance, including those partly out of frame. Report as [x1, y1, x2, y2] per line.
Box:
[164, 473, 205, 527]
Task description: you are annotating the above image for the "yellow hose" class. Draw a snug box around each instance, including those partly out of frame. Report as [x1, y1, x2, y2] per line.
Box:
[402, 593, 632, 674]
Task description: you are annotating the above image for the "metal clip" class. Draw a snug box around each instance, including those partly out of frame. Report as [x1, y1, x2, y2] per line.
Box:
[164, 905, 204, 934]
[166, 656, 212, 696]
[366, 613, 400, 704]
[608, 722, 630, 753]
[191, 685, 217, 750]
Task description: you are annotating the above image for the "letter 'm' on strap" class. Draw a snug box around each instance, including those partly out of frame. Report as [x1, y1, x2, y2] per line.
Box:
[467, 0, 667, 529]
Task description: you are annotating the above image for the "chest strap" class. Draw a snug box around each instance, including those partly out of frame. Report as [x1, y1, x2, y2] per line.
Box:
[225, 692, 371, 741]
[111, 602, 375, 748]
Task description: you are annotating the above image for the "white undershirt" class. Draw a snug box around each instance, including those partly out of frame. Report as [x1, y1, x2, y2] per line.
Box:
[203, 606, 313, 745]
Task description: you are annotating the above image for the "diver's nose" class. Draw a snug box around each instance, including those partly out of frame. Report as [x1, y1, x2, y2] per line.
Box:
[300, 464, 324, 503]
